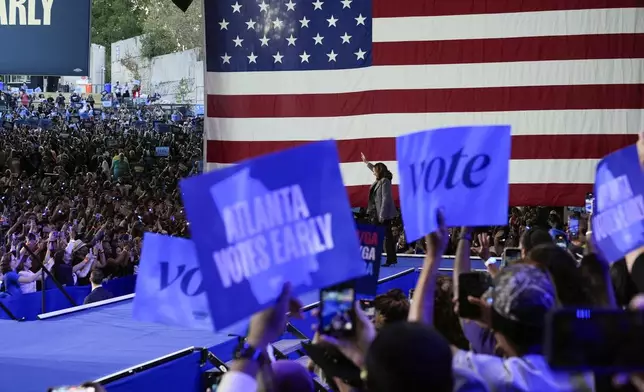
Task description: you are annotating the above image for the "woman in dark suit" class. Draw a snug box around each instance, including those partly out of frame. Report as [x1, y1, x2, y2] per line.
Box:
[362, 153, 398, 266]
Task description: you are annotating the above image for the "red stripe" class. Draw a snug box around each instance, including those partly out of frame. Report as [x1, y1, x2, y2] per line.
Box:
[346, 183, 593, 207]
[373, 34, 644, 66]
[206, 135, 637, 163]
[373, 0, 641, 18]
[207, 85, 644, 118]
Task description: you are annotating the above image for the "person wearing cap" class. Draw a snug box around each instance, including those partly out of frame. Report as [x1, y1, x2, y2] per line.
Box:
[454, 263, 594, 391]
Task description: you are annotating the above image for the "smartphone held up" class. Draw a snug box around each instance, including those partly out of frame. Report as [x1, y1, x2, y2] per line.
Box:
[457, 272, 492, 320]
[319, 283, 356, 338]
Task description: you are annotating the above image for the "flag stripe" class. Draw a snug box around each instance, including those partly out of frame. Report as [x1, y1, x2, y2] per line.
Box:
[205, 110, 644, 141]
[373, 8, 644, 42]
[207, 84, 644, 118]
[373, 34, 644, 66]
[343, 184, 592, 207]
[206, 134, 637, 164]
[373, 0, 641, 18]
[206, 159, 599, 185]
[205, 59, 644, 96]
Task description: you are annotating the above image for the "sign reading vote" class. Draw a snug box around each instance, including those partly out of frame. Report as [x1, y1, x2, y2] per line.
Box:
[355, 224, 384, 295]
[132, 233, 213, 330]
[592, 145, 644, 263]
[396, 125, 511, 241]
[180, 140, 365, 329]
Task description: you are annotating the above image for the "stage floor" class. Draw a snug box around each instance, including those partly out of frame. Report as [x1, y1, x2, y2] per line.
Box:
[0, 257, 459, 391]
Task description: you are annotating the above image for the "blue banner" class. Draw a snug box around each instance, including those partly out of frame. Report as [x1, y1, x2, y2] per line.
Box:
[355, 224, 384, 295]
[133, 233, 214, 330]
[155, 146, 170, 157]
[592, 144, 644, 263]
[397, 125, 511, 241]
[0, 0, 91, 76]
[180, 140, 365, 329]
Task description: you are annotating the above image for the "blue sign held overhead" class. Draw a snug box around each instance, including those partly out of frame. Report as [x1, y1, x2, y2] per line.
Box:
[396, 125, 511, 241]
[180, 140, 365, 330]
[133, 233, 213, 330]
[592, 144, 644, 263]
[355, 224, 384, 295]
[155, 146, 170, 157]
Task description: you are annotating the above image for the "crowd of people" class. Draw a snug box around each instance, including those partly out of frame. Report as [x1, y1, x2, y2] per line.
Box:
[2, 88, 644, 391]
[0, 90, 202, 302]
[218, 207, 644, 392]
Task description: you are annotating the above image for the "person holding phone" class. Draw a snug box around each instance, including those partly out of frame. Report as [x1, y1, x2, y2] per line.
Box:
[216, 282, 304, 392]
[361, 152, 397, 267]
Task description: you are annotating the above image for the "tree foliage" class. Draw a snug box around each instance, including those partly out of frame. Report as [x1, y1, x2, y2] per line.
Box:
[91, 0, 146, 82]
[140, 0, 203, 59]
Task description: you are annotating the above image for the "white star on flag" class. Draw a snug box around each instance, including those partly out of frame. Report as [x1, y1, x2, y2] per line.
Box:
[340, 32, 351, 44]
[327, 50, 338, 62]
[285, 0, 296, 11]
[258, 1, 269, 12]
[219, 19, 229, 30]
[272, 18, 284, 29]
[286, 34, 297, 46]
[221, 53, 232, 64]
[259, 35, 270, 46]
[246, 19, 257, 30]
[232, 36, 244, 47]
[354, 48, 366, 60]
[247, 52, 258, 63]
[312, 0, 323, 10]
[300, 51, 311, 63]
[341, 0, 352, 8]
[312, 33, 324, 45]
[299, 16, 310, 28]
[326, 15, 338, 27]
[273, 51, 284, 63]
[355, 14, 366, 26]
[231, 2, 242, 13]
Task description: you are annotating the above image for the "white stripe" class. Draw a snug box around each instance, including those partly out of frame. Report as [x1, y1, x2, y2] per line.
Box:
[206, 159, 598, 186]
[205, 59, 644, 95]
[373, 8, 644, 42]
[205, 109, 644, 141]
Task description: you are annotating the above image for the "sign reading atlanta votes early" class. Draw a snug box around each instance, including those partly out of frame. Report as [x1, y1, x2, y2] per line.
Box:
[592, 144, 644, 262]
[0, 0, 90, 76]
[180, 140, 365, 329]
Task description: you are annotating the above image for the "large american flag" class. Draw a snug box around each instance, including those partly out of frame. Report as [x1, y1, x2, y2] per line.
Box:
[203, 0, 643, 207]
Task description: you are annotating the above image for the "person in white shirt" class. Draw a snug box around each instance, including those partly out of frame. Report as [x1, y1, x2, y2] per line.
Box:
[16, 255, 41, 294]
[453, 263, 595, 392]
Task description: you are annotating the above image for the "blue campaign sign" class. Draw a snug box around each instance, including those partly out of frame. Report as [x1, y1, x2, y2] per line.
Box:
[397, 125, 511, 241]
[592, 145, 644, 263]
[355, 224, 384, 295]
[133, 233, 213, 330]
[0, 0, 91, 76]
[155, 146, 170, 157]
[180, 140, 365, 329]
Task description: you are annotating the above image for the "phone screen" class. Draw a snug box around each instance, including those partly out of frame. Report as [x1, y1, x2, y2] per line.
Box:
[319, 286, 355, 337]
[546, 309, 644, 372]
[503, 248, 522, 264]
[457, 272, 492, 320]
[359, 299, 375, 319]
[585, 192, 594, 214]
[568, 217, 579, 237]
